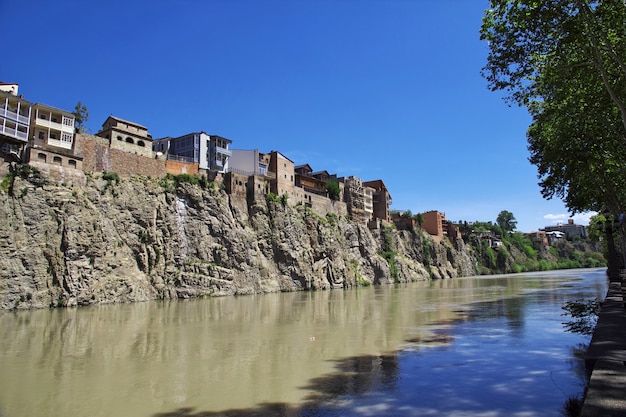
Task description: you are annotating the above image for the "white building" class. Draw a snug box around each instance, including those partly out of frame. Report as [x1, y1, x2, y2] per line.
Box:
[0, 88, 31, 158]
[30, 103, 75, 151]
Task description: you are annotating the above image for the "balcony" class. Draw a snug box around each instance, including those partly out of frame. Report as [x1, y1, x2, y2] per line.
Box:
[215, 146, 232, 157]
[0, 106, 30, 125]
[34, 116, 74, 134]
[47, 137, 73, 150]
[0, 124, 28, 142]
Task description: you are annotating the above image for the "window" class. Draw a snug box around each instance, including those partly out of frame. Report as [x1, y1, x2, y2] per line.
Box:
[62, 117, 74, 127]
[53, 156, 62, 165]
[137, 140, 145, 147]
[117, 136, 123, 141]
[68, 159, 77, 167]
[38, 131, 45, 140]
[125, 137, 134, 144]
[50, 133, 58, 140]
[61, 133, 73, 142]
[37, 153, 47, 161]
[51, 117, 58, 123]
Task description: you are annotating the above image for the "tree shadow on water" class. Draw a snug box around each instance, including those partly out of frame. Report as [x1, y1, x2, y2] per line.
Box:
[151, 353, 399, 417]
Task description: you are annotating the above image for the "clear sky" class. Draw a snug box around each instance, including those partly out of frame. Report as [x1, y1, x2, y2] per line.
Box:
[2, 0, 594, 232]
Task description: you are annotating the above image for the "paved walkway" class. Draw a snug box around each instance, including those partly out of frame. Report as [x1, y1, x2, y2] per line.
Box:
[581, 277, 626, 417]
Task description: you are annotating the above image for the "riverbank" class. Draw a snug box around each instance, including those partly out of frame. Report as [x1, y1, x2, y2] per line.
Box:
[581, 273, 626, 416]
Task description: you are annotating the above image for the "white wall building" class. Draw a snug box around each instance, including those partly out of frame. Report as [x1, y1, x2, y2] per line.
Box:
[0, 90, 31, 152]
[30, 103, 75, 150]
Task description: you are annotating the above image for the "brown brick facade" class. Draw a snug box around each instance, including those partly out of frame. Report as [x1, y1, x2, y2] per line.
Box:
[78, 134, 165, 178]
[166, 160, 199, 176]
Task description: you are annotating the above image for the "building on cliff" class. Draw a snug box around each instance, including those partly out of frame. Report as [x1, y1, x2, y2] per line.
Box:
[96, 116, 153, 158]
[0, 85, 417, 233]
[152, 132, 232, 174]
[422, 210, 462, 243]
[24, 103, 81, 172]
[0, 84, 82, 175]
[541, 219, 587, 239]
[363, 179, 392, 223]
[0, 86, 31, 162]
[341, 176, 375, 225]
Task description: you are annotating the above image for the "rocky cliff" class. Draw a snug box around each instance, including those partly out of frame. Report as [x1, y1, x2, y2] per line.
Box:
[0, 171, 477, 310]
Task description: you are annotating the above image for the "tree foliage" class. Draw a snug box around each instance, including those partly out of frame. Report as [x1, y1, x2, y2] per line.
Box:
[480, 1, 626, 217]
[496, 210, 517, 233]
[325, 180, 341, 201]
[72, 101, 89, 133]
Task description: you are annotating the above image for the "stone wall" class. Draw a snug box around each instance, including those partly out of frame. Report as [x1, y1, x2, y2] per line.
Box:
[109, 135, 153, 158]
[78, 134, 165, 177]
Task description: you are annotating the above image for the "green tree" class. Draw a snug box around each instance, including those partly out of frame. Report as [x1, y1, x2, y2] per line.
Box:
[496, 210, 517, 234]
[481, 0, 626, 273]
[325, 180, 341, 201]
[414, 212, 425, 227]
[480, 1, 626, 216]
[72, 101, 89, 133]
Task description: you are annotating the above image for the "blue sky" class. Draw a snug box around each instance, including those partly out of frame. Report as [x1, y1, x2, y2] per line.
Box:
[2, 0, 593, 232]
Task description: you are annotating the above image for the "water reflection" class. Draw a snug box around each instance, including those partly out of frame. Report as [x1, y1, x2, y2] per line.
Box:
[0, 268, 607, 417]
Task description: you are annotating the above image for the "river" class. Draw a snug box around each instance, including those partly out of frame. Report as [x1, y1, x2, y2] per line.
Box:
[0, 268, 607, 417]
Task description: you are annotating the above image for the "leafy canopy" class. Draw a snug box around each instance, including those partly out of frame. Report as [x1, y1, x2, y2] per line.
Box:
[481, 0, 626, 216]
[72, 101, 89, 133]
[496, 210, 517, 233]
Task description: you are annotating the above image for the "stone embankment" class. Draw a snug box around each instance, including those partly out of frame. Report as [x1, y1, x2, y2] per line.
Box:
[0, 173, 477, 310]
[581, 274, 626, 416]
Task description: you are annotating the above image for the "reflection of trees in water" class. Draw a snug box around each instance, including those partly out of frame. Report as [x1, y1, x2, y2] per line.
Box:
[567, 343, 590, 383]
[152, 353, 400, 417]
[303, 354, 399, 401]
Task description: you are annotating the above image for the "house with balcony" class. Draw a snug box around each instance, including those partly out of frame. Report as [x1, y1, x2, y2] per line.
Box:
[30, 103, 76, 151]
[0, 87, 31, 161]
[97, 116, 153, 157]
[153, 132, 232, 173]
[295, 164, 330, 196]
[363, 179, 392, 223]
[25, 103, 82, 171]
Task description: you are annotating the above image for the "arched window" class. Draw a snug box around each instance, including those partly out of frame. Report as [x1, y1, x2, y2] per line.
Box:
[125, 137, 134, 144]
[53, 156, 62, 165]
[137, 140, 145, 147]
[117, 135, 123, 141]
[68, 159, 77, 168]
[38, 153, 47, 162]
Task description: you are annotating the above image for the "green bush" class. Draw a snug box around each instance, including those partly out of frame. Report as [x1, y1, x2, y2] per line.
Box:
[102, 171, 120, 185]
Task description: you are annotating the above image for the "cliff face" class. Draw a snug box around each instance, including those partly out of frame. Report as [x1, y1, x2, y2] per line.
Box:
[0, 174, 477, 310]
